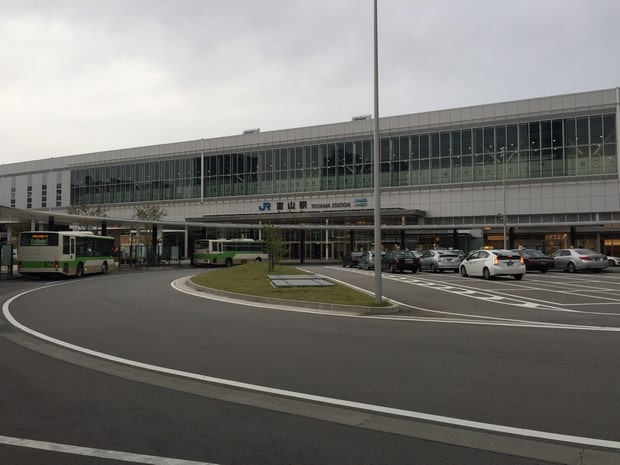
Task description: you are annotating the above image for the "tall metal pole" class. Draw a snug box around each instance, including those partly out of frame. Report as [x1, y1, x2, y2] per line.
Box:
[502, 147, 507, 249]
[373, 0, 382, 303]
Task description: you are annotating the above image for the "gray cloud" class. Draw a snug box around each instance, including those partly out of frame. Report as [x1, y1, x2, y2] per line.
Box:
[2, 0, 619, 163]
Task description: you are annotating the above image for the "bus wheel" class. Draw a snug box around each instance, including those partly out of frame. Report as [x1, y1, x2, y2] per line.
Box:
[225, 258, 233, 267]
[255, 257, 262, 262]
[76, 263, 84, 278]
[101, 262, 108, 274]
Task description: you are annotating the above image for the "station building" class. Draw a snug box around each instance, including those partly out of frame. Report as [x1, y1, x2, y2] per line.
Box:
[1, 87, 619, 261]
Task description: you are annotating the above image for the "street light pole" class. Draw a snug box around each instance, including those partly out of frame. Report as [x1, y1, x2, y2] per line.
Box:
[501, 147, 507, 249]
[373, 0, 382, 304]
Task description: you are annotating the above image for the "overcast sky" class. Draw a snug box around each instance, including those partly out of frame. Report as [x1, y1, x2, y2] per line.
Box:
[2, 0, 619, 164]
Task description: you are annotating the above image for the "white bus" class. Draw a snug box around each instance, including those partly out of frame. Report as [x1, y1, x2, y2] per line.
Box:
[18, 231, 116, 278]
[192, 238, 268, 267]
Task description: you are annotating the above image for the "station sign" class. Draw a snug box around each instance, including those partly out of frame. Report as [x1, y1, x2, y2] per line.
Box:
[258, 197, 369, 212]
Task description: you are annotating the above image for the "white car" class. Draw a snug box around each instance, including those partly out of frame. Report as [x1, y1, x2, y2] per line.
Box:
[606, 255, 620, 267]
[460, 249, 525, 280]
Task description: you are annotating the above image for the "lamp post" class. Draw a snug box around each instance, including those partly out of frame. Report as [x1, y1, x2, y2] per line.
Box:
[372, 0, 382, 303]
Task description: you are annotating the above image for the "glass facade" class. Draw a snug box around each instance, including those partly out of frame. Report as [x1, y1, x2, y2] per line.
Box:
[71, 114, 617, 205]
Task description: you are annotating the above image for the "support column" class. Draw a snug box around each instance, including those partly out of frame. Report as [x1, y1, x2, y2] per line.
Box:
[570, 225, 577, 247]
[48, 216, 55, 231]
[101, 221, 107, 236]
[300, 229, 305, 264]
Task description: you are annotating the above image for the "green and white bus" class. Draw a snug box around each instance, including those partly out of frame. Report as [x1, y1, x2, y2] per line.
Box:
[18, 231, 116, 278]
[192, 238, 267, 267]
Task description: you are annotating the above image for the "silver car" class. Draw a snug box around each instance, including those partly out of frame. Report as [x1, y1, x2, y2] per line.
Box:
[551, 248, 608, 273]
[420, 250, 461, 273]
[357, 251, 377, 270]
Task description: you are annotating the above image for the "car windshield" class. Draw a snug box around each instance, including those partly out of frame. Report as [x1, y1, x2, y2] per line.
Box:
[522, 249, 546, 258]
[394, 250, 414, 258]
[437, 251, 458, 257]
[574, 249, 597, 255]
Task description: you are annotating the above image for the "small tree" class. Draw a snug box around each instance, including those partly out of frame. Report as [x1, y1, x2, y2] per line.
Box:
[132, 204, 168, 264]
[66, 204, 107, 231]
[262, 224, 287, 272]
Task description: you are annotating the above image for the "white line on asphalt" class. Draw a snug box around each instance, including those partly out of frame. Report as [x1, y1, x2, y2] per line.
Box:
[0, 434, 219, 464]
[4, 285, 620, 452]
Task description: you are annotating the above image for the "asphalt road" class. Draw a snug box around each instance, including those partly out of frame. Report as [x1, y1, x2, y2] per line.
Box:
[1, 266, 619, 465]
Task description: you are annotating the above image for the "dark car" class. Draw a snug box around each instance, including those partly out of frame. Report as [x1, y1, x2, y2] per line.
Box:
[381, 250, 421, 273]
[342, 251, 363, 268]
[511, 249, 555, 273]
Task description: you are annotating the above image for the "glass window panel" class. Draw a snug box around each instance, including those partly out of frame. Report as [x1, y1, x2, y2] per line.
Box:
[483, 127, 494, 153]
[399, 136, 409, 161]
[419, 134, 429, 158]
[552, 120, 563, 147]
[461, 129, 472, 154]
[473, 128, 483, 154]
[431, 133, 439, 157]
[411, 135, 419, 159]
[380, 138, 390, 162]
[440, 132, 450, 157]
[604, 114, 616, 143]
[590, 115, 603, 145]
[604, 144, 617, 172]
[451, 131, 461, 156]
[529, 122, 540, 149]
[496, 126, 506, 151]
[564, 118, 576, 146]
[576, 117, 589, 145]
[541, 121, 552, 148]
[519, 123, 529, 150]
[505, 125, 518, 151]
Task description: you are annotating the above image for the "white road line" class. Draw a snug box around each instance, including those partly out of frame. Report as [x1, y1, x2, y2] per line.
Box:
[0, 434, 218, 464]
[374, 271, 620, 316]
[4, 285, 620, 452]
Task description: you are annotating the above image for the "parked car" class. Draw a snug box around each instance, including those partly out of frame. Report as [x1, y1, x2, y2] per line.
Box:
[459, 249, 525, 280]
[606, 255, 620, 266]
[342, 251, 363, 268]
[357, 251, 377, 270]
[420, 249, 461, 273]
[551, 248, 608, 273]
[511, 249, 555, 273]
[381, 250, 421, 273]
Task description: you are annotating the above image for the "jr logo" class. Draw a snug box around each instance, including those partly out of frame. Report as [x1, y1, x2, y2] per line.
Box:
[259, 202, 271, 211]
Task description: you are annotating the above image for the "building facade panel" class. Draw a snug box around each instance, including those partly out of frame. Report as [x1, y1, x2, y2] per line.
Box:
[2, 88, 620, 257]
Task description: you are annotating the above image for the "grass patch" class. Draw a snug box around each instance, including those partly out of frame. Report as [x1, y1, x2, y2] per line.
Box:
[190, 262, 389, 307]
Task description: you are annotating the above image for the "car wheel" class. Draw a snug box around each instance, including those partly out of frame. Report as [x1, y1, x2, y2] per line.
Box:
[540, 269, 547, 273]
[101, 262, 108, 274]
[411, 268, 418, 273]
[460, 266, 468, 277]
[390, 264, 396, 273]
[567, 262, 577, 273]
[225, 257, 233, 267]
[75, 263, 84, 278]
[593, 269, 602, 273]
[514, 274, 523, 280]
[482, 267, 492, 280]
[430, 264, 437, 273]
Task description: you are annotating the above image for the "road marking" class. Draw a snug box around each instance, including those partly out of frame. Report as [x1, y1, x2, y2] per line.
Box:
[0, 434, 218, 464]
[348, 268, 620, 317]
[4, 285, 620, 452]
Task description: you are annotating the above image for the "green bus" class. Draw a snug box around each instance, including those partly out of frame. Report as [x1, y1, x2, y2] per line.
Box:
[18, 231, 116, 277]
[192, 238, 267, 267]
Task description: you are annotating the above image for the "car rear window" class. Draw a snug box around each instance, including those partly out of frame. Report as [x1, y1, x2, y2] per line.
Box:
[495, 252, 520, 260]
